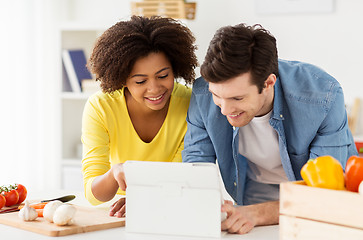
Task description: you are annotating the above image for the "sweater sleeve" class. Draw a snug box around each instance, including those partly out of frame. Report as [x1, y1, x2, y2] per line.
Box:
[81, 97, 110, 205]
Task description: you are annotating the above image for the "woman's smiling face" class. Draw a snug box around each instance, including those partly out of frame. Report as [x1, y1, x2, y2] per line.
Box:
[125, 52, 174, 112]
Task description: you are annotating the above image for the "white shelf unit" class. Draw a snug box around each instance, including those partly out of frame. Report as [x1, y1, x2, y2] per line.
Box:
[59, 25, 105, 190]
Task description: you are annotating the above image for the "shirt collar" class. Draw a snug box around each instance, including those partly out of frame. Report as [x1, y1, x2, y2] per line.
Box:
[272, 77, 285, 121]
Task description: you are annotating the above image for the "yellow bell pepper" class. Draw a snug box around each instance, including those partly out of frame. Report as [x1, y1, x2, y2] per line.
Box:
[300, 155, 345, 190]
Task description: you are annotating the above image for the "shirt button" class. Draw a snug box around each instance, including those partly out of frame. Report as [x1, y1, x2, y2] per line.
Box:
[234, 182, 237, 187]
[280, 114, 283, 118]
[233, 126, 236, 130]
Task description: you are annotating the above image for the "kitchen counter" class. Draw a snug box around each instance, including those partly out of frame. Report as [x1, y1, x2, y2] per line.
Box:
[1, 222, 278, 240]
[0, 190, 279, 240]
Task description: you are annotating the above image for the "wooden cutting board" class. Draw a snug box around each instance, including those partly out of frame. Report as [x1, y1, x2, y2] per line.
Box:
[0, 205, 125, 237]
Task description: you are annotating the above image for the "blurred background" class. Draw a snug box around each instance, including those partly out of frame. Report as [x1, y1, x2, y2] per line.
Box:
[0, 0, 362, 193]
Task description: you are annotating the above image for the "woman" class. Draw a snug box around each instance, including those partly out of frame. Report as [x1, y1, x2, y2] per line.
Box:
[81, 16, 198, 217]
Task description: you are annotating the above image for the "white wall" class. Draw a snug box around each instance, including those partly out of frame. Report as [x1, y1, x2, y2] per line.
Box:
[0, 0, 72, 191]
[66, 1, 361, 105]
[2, 0, 362, 190]
[191, 0, 363, 106]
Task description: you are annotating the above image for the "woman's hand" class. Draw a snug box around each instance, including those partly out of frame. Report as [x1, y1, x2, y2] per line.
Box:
[111, 163, 127, 191]
[91, 163, 127, 202]
[109, 197, 126, 218]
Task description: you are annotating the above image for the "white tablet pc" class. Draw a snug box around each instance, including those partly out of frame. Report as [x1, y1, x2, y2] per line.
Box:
[124, 161, 222, 238]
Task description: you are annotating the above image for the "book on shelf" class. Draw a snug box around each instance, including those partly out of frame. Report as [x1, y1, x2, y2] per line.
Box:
[62, 49, 93, 92]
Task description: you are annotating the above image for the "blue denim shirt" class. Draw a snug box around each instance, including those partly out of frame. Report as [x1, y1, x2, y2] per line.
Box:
[182, 59, 357, 205]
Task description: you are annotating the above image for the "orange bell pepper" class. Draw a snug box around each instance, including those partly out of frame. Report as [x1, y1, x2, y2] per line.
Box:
[300, 155, 345, 190]
[345, 155, 363, 192]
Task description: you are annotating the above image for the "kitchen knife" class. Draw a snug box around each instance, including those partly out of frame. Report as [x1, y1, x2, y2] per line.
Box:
[0, 194, 76, 214]
[41, 195, 75, 203]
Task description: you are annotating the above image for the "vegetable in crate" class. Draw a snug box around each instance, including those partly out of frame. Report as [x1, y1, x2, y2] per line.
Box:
[345, 155, 363, 192]
[359, 181, 363, 194]
[300, 155, 345, 190]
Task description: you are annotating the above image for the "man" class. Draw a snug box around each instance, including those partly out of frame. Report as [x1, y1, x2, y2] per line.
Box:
[182, 23, 357, 234]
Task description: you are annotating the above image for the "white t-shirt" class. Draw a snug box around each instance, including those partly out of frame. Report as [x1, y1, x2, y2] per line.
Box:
[238, 110, 288, 185]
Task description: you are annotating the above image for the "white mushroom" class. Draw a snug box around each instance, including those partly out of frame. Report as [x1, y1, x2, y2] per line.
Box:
[53, 204, 76, 226]
[18, 201, 38, 221]
[43, 200, 63, 223]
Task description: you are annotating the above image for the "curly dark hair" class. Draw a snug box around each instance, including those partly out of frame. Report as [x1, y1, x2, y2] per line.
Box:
[200, 23, 278, 93]
[88, 15, 198, 93]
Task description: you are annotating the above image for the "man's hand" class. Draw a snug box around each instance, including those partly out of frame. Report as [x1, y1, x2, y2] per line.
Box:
[221, 200, 256, 234]
[109, 197, 126, 218]
[221, 200, 279, 234]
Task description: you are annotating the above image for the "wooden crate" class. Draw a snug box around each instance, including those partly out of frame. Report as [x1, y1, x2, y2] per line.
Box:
[280, 181, 363, 239]
[131, 0, 196, 20]
[184, 2, 196, 20]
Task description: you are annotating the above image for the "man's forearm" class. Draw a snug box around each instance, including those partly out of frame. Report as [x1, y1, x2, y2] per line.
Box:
[245, 200, 279, 226]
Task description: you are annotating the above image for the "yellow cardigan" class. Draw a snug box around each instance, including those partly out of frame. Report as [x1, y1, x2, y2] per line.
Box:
[81, 83, 192, 205]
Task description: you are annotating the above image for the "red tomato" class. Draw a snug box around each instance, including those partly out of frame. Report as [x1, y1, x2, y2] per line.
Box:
[0, 195, 5, 209]
[15, 184, 27, 204]
[2, 189, 19, 207]
[345, 156, 363, 192]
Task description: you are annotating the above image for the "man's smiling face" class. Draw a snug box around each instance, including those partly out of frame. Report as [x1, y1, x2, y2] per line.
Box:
[208, 71, 276, 127]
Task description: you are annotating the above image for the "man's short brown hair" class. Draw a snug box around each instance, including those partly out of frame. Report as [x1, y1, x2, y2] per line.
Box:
[200, 23, 278, 93]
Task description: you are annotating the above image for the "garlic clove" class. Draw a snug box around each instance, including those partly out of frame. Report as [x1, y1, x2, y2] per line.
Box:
[18, 200, 38, 221]
[43, 200, 63, 223]
[53, 204, 76, 226]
